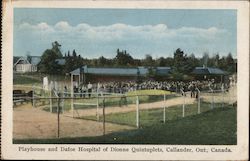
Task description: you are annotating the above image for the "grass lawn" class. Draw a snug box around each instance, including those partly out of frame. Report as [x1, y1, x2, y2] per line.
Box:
[13, 74, 42, 85]
[42, 90, 177, 112]
[13, 73, 69, 85]
[13, 105, 236, 145]
[83, 102, 217, 127]
[127, 89, 174, 96]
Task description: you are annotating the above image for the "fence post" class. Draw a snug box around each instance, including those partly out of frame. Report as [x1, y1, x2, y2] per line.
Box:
[196, 88, 200, 114]
[163, 94, 166, 123]
[210, 88, 214, 109]
[103, 98, 106, 136]
[222, 88, 224, 108]
[229, 85, 232, 106]
[32, 85, 35, 108]
[57, 96, 60, 138]
[232, 84, 235, 107]
[50, 89, 52, 113]
[182, 90, 185, 118]
[61, 92, 64, 114]
[182, 97, 185, 117]
[71, 89, 74, 118]
[97, 94, 99, 121]
[136, 96, 140, 128]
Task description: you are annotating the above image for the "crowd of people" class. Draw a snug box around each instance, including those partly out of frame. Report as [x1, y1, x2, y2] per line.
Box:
[67, 79, 230, 98]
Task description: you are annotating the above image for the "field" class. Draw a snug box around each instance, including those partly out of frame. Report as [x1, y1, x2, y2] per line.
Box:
[13, 103, 134, 140]
[13, 105, 236, 144]
[13, 73, 42, 85]
[83, 102, 213, 127]
[42, 89, 177, 112]
[13, 73, 68, 85]
[13, 74, 237, 145]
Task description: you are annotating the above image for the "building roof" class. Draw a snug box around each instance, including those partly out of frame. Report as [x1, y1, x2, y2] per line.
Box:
[156, 67, 171, 75]
[70, 68, 82, 75]
[13, 57, 30, 66]
[86, 67, 138, 76]
[71, 66, 140, 76]
[70, 66, 172, 76]
[14, 56, 41, 66]
[192, 67, 227, 75]
[13, 56, 21, 64]
[138, 67, 148, 75]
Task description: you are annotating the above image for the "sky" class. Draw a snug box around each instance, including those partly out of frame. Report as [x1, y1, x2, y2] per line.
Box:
[14, 8, 237, 59]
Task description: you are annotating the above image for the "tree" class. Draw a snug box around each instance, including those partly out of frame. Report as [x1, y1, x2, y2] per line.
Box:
[146, 67, 157, 78]
[165, 57, 174, 67]
[185, 53, 199, 73]
[225, 53, 236, 73]
[202, 52, 209, 67]
[156, 56, 174, 67]
[67, 50, 70, 57]
[156, 57, 166, 66]
[208, 53, 220, 67]
[72, 49, 77, 57]
[143, 54, 155, 66]
[98, 56, 108, 66]
[51, 41, 62, 57]
[38, 48, 63, 74]
[114, 49, 134, 66]
[173, 48, 188, 74]
[64, 50, 83, 73]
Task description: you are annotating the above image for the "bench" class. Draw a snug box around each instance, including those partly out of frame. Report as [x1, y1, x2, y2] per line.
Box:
[13, 90, 33, 106]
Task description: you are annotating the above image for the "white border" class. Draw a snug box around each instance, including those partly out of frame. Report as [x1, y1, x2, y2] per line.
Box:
[1, 0, 249, 160]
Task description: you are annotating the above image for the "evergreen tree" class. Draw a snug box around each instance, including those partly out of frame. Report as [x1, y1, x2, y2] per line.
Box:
[173, 48, 188, 73]
[38, 41, 63, 74]
[225, 52, 236, 73]
[143, 54, 155, 66]
[114, 50, 134, 66]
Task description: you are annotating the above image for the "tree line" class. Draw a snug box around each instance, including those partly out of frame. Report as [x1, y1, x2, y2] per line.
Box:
[37, 41, 237, 76]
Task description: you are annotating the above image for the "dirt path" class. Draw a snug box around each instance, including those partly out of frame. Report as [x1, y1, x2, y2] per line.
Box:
[13, 86, 237, 140]
[65, 96, 196, 117]
[200, 86, 237, 104]
[13, 96, 194, 140]
[13, 104, 133, 139]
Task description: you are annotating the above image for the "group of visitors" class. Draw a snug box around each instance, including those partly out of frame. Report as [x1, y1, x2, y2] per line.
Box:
[66, 79, 229, 98]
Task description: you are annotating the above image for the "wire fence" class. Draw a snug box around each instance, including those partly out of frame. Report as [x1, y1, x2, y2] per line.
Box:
[13, 84, 237, 139]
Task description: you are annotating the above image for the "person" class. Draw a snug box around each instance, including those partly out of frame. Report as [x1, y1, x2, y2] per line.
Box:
[195, 85, 199, 99]
[64, 86, 67, 97]
[87, 82, 93, 98]
[97, 82, 101, 95]
[79, 85, 83, 98]
[190, 83, 195, 98]
[73, 85, 77, 97]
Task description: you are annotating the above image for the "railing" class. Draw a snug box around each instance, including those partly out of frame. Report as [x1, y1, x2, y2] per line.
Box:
[13, 85, 236, 139]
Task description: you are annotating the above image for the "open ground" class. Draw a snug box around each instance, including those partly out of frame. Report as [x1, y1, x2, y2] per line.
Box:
[13, 84, 236, 144]
[13, 95, 193, 139]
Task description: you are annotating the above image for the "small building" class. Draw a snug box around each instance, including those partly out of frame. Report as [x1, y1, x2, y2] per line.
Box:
[70, 66, 171, 85]
[13, 56, 41, 73]
[155, 67, 172, 80]
[191, 66, 227, 82]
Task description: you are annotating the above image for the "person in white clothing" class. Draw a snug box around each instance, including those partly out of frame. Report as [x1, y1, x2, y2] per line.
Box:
[87, 82, 92, 98]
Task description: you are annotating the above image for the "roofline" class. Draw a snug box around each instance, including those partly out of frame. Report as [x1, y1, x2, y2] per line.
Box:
[13, 57, 31, 67]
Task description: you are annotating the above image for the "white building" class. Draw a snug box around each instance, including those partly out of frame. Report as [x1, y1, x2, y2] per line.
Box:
[13, 57, 40, 73]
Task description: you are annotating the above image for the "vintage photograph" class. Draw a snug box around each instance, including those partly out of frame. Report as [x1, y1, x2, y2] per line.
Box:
[1, 0, 249, 160]
[13, 8, 237, 144]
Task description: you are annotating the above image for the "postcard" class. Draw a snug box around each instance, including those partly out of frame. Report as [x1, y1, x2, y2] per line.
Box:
[1, 0, 249, 160]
